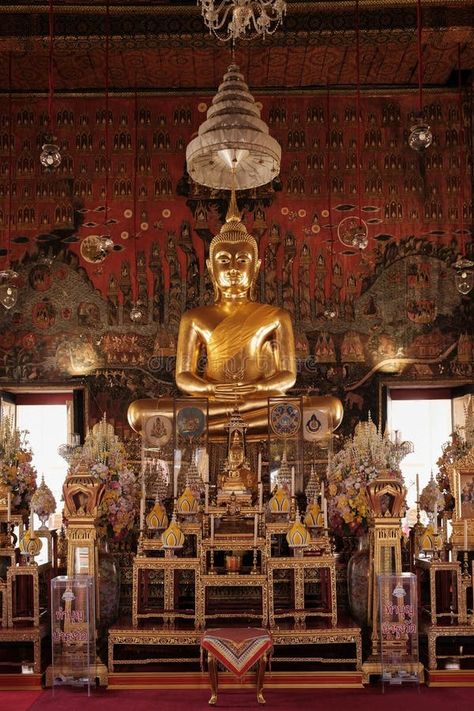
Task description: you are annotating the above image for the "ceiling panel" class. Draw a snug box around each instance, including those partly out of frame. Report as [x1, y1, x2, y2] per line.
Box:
[0, 2, 471, 93]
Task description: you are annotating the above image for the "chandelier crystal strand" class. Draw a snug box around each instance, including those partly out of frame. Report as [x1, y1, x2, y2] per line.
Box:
[0, 53, 19, 310]
[40, 0, 61, 170]
[198, 1, 287, 42]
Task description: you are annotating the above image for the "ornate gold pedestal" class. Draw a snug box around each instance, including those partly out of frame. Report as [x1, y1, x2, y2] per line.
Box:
[45, 462, 108, 687]
[361, 470, 424, 682]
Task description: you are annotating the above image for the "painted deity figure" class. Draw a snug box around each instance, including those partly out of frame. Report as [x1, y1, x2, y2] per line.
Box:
[128, 191, 342, 437]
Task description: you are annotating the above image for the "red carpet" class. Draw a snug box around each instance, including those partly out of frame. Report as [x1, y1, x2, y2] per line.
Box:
[6, 686, 471, 711]
[0, 691, 42, 711]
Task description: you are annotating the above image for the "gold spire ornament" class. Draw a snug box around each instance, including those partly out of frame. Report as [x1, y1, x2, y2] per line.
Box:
[304, 501, 324, 529]
[161, 512, 186, 551]
[176, 485, 200, 515]
[286, 512, 310, 551]
[146, 499, 168, 530]
[268, 486, 290, 515]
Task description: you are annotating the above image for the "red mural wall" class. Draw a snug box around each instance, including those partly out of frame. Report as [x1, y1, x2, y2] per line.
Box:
[0, 89, 472, 429]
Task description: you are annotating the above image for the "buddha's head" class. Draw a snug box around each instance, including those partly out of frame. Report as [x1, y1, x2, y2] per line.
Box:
[207, 190, 261, 302]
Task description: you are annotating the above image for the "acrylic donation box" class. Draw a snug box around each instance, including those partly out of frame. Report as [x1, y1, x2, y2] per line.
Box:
[51, 575, 96, 694]
[378, 572, 420, 688]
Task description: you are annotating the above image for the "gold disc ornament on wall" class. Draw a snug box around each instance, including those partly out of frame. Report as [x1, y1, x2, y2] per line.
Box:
[80, 234, 114, 263]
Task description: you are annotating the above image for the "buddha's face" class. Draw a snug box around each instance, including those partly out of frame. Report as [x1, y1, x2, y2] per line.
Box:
[208, 239, 260, 299]
[228, 433, 245, 470]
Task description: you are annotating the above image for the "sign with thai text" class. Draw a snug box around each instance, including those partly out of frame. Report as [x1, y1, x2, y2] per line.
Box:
[378, 572, 420, 686]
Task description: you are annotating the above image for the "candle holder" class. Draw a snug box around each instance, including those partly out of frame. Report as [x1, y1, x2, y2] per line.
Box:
[289, 497, 296, 520]
[138, 529, 145, 554]
[209, 546, 216, 574]
[251, 546, 259, 575]
[462, 550, 471, 580]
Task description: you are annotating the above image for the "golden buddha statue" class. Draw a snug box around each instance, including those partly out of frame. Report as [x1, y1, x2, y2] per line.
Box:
[128, 190, 343, 439]
[217, 429, 253, 505]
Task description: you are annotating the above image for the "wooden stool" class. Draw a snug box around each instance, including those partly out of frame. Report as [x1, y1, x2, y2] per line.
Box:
[201, 627, 272, 705]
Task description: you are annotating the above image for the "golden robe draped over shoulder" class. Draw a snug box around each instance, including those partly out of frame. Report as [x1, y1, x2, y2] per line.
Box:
[206, 303, 281, 378]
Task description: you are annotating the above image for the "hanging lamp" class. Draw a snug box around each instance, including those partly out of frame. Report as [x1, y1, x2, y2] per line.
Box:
[453, 43, 473, 295]
[351, 0, 368, 250]
[0, 53, 19, 310]
[99, 1, 114, 256]
[408, 0, 432, 151]
[130, 87, 145, 323]
[337, 0, 368, 251]
[79, 2, 114, 264]
[39, 0, 62, 170]
[186, 63, 281, 190]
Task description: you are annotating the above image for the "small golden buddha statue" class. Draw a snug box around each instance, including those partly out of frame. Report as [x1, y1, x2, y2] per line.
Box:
[128, 190, 343, 439]
[217, 429, 253, 505]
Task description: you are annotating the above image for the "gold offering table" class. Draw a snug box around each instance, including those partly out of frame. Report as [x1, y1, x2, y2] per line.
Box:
[0, 505, 53, 688]
[267, 556, 337, 629]
[110, 499, 361, 683]
[115, 373, 362, 690]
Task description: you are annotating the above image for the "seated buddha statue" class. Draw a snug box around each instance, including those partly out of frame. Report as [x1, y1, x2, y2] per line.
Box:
[128, 190, 343, 439]
[217, 429, 254, 505]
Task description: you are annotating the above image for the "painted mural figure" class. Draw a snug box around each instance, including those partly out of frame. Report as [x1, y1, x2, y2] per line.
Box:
[165, 234, 183, 332]
[298, 243, 311, 324]
[264, 241, 279, 305]
[107, 274, 119, 326]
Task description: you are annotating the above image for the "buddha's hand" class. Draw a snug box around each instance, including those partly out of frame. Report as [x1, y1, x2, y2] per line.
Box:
[213, 382, 260, 400]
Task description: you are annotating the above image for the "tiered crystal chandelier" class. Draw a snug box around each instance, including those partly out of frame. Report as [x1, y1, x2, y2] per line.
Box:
[198, 1, 286, 42]
[186, 63, 281, 190]
[190, 2, 285, 190]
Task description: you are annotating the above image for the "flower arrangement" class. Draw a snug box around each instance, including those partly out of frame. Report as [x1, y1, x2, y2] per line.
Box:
[0, 416, 37, 518]
[419, 473, 444, 515]
[327, 416, 408, 539]
[69, 416, 139, 542]
[436, 427, 470, 515]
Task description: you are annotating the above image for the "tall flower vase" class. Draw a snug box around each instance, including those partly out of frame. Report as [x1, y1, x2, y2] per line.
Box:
[347, 533, 370, 626]
[98, 541, 120, 627]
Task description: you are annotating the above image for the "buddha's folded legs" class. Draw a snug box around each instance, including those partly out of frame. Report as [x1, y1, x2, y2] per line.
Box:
[128, 394, 343, 441]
